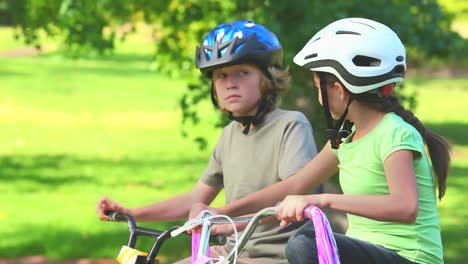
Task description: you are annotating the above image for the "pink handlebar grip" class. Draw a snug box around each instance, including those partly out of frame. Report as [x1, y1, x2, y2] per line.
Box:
[303, 206, 341, 264]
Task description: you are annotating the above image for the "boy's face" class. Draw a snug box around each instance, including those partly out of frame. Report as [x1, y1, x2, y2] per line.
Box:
[212, 64, 263, 116]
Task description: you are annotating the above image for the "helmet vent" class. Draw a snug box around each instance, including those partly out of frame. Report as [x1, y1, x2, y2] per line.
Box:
[305, 53, 318, 60]
[352, 55, 381, 67]
[336, 30, 360, 35]
[394, 65, 405, 74]
[350, 21, 376, 29]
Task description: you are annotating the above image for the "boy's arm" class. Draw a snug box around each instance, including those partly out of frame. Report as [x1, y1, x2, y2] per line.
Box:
[218, 142, 339, 217]
[131, 180, 221, 221]
[97, 180, 221, 222]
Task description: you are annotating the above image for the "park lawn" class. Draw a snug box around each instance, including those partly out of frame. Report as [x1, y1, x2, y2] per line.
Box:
[405, 77, 468, 263]
[0, 27, 222, 262]
[1, 28, 467, 263]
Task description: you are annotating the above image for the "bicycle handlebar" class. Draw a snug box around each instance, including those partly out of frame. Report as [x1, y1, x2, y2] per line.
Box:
[106, 211, 132, 222]
[106, 205, 336, 264]
[181, 205, 334, 264]
[104, 210, 227, 264]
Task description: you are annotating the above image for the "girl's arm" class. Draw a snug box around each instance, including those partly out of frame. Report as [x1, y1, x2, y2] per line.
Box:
[218, 142, 339, 217]
[277, 149, 419, 225]
[330, 149, 418, 222]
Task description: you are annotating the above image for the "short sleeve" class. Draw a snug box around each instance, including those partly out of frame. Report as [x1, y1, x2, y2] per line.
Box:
[200, 142, 224, 188]
[278, 116, 318, 180]
[378, 125, 423, 162]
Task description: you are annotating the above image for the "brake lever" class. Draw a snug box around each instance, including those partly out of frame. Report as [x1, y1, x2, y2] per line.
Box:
[170, 210, 213, 237]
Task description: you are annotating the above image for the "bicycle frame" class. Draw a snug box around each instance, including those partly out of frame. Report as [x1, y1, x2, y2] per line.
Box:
[107, 205, 339, 264]
[106, 211, 177, 264]
[172, 206, 340, 264]
[220, 207, 276, 263]
[105, 211, 226, 264]
[170, 207, 277, 264]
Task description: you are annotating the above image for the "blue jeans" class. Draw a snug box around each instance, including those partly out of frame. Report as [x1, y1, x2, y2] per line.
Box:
[286, 221, 415, 264]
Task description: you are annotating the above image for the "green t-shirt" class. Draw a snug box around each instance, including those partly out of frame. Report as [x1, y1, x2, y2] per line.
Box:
[335, 112, 443, 264]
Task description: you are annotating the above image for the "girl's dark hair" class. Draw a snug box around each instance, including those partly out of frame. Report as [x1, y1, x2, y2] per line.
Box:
[318, 72, 451, 199]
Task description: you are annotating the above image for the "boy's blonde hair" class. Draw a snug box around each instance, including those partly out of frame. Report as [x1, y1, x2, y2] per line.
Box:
[259, 66, 291, 111]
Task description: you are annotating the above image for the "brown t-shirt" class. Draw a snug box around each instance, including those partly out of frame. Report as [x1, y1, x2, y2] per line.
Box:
[200, 108, 318, 263]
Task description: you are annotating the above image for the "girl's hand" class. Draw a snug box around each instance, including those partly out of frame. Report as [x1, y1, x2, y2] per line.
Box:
[275, 195, 309, 227]
[275, 194, 327, 227]
[96, 196, 131, 221]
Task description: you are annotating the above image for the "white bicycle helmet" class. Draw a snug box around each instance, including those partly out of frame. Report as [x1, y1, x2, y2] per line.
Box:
[294, 17, 406, 93]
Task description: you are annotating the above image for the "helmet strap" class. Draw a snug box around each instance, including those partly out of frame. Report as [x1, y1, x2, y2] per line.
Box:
[320, 79, 354, 149]
[259, 65, 273, 80]
[210, 82, 219, 108]
[227, 98, 271, 135]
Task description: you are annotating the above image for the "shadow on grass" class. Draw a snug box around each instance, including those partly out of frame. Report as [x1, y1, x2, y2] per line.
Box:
[34, 51, 159, 77]
[440, 165, 468, 264]
[1, 52, 159, 79]
[0, 68, 30, 76]
[0, 155, 96, 190]
[38, 51, 155, 64]
[0, 222, 191, 263]
[0, 153, 207, 263]
[50, 62, 156, 78]
[426, 122, 468, 146]
[0, 154, 206, 192]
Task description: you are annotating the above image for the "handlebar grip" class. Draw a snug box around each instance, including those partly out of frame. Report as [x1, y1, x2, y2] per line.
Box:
[105, 210, 129, 222]
[303, 206, 313, 219]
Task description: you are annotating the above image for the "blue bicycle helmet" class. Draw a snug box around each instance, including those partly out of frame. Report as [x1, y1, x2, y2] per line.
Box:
[196, 20, 283, 78]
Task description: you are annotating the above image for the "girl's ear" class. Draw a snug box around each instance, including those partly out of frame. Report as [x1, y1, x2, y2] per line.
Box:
[334, 82, 349, 101]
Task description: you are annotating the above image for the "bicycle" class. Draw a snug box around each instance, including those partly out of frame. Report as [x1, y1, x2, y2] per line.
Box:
[106, 205, 339, 264]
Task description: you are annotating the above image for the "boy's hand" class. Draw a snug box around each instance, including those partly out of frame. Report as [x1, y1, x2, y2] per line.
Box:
[188, 203, 244, 235]
[189, 202, 217, 220]
[96, 196, 131, 221]
[186, 202, 215, 234]
[214, 221, 248, 236]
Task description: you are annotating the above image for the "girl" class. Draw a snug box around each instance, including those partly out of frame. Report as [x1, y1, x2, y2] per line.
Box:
[274, 17, 451, 264]
[96, 20, 319, 263]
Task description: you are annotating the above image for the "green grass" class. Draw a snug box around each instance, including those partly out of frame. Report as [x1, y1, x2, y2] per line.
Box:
[1, 26, 467, 263]
[0, 27, 221, 263]
[0, 55, 202, 261]
[403, 76, 468, 264]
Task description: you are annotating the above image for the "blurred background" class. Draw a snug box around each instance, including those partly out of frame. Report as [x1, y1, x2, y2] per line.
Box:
[0, 0, 467, 263]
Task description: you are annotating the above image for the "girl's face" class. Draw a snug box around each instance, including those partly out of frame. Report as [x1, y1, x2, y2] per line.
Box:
[212, 64, 263, 116]
[313, 73, 348, 120]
